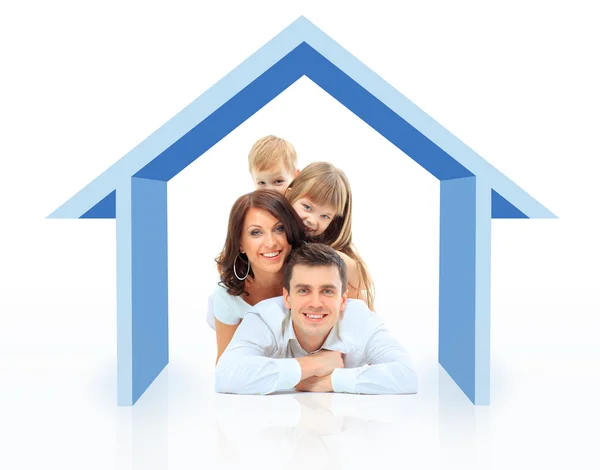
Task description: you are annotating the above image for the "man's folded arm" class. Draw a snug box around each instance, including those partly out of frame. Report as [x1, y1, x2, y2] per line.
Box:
[215, 313, 302, 395]
[331, 324, 418, 395]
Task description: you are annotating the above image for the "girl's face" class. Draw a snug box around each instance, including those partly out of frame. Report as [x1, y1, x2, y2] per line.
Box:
[291, 197, 336, 237]
[239, 208, 292, 276]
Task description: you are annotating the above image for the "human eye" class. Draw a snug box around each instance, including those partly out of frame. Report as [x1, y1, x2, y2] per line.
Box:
[297, 288, 308, 294]
[274, 179, 284, 185]
[257, 181, 266, 186]
[302, 203, 311, 211]
[250, 229, 262, 236]
[321, 214, 330, 220]
[274, 224, 285, 233]
[323, 288, 334, 295]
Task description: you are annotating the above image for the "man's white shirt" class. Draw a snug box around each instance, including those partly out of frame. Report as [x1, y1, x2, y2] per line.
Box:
[215, 297, 418, 395]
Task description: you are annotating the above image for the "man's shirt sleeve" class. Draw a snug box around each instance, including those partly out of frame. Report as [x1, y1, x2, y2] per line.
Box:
[215, 313, 301, 395]
[331, 324, 418, 395]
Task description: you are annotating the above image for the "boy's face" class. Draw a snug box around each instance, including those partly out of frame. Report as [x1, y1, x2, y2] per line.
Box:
[251, 167, 298, 195]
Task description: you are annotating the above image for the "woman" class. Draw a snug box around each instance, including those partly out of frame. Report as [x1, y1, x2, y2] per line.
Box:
[208, 189, 306, 362]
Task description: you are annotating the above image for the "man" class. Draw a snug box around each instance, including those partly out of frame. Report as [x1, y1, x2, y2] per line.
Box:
[215, 243, 418, 395]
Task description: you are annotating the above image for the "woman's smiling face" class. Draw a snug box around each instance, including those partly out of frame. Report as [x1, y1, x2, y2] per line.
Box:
[239, 208, 292, 276]
[291, 197, 336, 237]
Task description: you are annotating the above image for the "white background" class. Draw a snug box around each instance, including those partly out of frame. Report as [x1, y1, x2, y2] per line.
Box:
[1, 1, 599, 469]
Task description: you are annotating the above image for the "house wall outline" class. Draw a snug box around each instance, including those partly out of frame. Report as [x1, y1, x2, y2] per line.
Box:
[48, 16, 556, 406]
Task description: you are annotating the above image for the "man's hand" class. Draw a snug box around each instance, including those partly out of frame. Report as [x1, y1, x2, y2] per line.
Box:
[296, 374, 334, 393]
[296, 350, 344, 380]
[310, 350, 344, 377]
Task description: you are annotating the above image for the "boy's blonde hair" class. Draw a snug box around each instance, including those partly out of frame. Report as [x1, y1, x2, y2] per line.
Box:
[248, 135, 297, 174]
[286, 162, 375, 310]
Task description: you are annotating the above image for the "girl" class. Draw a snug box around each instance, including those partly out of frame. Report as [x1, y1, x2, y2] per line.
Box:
[286, 162, 375, 310]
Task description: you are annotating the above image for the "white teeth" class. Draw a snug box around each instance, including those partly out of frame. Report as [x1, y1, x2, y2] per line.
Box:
[306, 314, 324, 319]
[262, 251, 280, 258]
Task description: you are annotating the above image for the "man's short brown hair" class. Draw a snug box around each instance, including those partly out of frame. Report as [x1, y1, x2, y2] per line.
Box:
[283, 243, 347, 293]
[248, 135, 297, 174]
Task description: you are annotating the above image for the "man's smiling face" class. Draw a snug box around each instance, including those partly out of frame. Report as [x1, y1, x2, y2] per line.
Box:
[283, 264, 347, 348]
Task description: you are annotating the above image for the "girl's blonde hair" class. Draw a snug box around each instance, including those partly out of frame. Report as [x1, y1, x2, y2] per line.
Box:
[286, 162, 375, 310]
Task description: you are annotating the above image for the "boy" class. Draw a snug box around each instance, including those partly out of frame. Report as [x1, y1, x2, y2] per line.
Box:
[248, 135, 300, 195]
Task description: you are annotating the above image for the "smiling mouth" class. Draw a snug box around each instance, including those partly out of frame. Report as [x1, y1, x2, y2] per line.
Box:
[261, 250, 282, 260]
[304, 226, 316, 233]
[302, 312, 328, 322]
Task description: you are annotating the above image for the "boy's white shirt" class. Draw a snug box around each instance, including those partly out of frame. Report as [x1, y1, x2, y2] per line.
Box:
[215, 297, 418, 395]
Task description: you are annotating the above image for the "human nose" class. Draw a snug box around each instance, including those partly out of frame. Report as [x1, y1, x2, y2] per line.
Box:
[307, 291, 323, 308]
[264, 231, 276, 247]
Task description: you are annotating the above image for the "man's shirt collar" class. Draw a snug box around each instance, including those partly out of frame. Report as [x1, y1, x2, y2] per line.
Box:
[282, 310, 347, 356]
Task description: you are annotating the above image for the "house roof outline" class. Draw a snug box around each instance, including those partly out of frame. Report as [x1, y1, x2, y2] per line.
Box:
[48, 15, 555, 221]
[48, 16, 556, 406]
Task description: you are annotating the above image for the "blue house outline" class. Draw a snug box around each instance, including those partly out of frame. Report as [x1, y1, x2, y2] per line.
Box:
[48, 16, 556, 406]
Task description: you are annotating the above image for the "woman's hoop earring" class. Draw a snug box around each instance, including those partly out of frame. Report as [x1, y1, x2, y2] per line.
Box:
[233, 252, 250, 281]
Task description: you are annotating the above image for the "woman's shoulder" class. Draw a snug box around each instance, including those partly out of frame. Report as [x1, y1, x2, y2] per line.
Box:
[210, 280, 252, 326]
[213, 280, 251, 307]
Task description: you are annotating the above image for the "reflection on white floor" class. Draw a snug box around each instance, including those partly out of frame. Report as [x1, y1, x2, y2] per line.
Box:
[215, 391, 404, 469]
[1, 351, 599, 470]
[116, 371, 169, 470]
